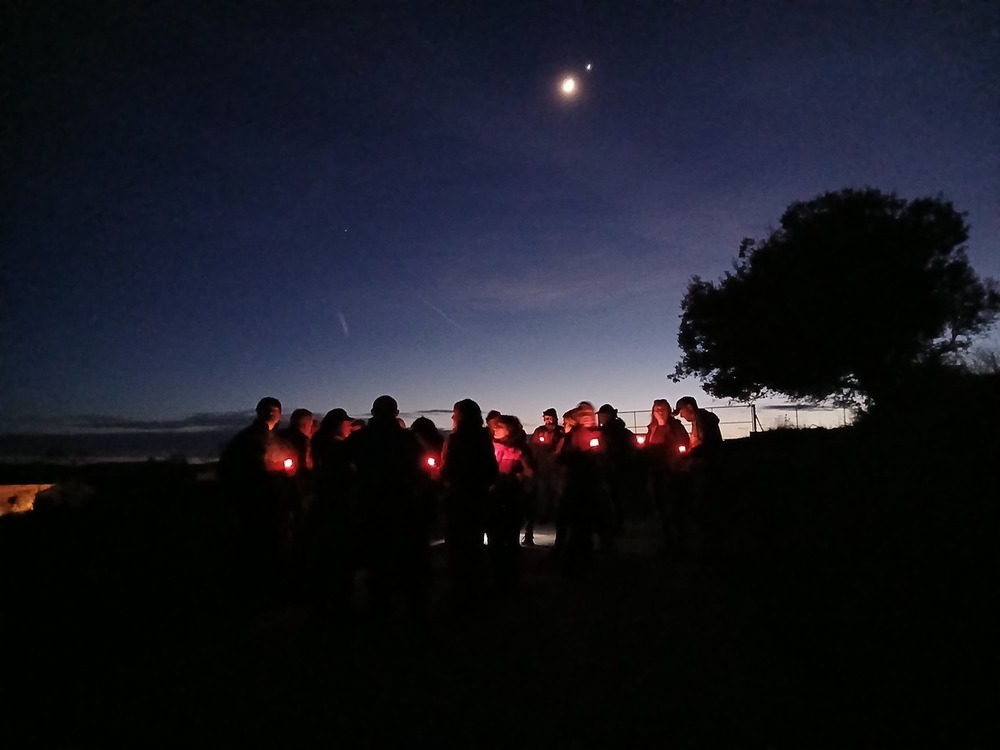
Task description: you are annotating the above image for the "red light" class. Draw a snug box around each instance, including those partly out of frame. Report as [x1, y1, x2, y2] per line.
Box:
[426, 457, 436, 468]
[589, 438, 600, 448]
[283, 458, 294, 469]
[678, 445, 687, 454]
[539, 435, 546, 443]
[636, 435, 646, 446]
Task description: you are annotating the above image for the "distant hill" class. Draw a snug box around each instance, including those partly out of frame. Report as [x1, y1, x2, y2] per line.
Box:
[0, 428, 234, 463]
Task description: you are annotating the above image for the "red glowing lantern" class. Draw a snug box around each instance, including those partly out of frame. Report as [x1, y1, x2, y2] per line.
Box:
[426, 456, 436, 468]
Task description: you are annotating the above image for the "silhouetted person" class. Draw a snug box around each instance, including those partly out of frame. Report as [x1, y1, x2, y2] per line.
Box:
[441, 398, 499, 610]
[345, 395, 427, 622]
[411, 416, 445, 471]
[674, 396, 723, 464]
[529, 407, 564, 532]
[675, 396, 724, 555]
[553, 407, 578, 552]
[557, 401, 605, 578]
[219, 397, 291, 608]
[312, 408, 354, 471]
[597, 403, 639, 546]
[279, 408, 314, 475]
[411, 416, 445, 541]
[645, 399, 692, 558]
[220, 396, 283, 482]
[489, 414, 532, 591]
[277, 407, 315, 579]
[304, 407, 357, 622]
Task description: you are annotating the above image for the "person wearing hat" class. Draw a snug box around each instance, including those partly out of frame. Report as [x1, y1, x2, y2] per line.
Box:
[312, 407, 355, 482]
[304, 407, 357, 622]
[528, 408, 564, 541]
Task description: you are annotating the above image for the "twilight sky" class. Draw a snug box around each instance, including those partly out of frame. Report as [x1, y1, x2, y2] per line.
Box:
[3, 0, 999, 437]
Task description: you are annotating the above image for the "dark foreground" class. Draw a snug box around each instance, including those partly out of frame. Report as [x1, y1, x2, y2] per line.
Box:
[2, 423, 997, 748]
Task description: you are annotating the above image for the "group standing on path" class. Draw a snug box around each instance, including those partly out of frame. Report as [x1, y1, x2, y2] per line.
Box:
[219, 393, 723, 621]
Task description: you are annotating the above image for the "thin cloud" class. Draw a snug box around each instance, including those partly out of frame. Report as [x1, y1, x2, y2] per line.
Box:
[416, 294, 465, 332]
[438, 248, 678, 314]
[338, 310, 350, 337]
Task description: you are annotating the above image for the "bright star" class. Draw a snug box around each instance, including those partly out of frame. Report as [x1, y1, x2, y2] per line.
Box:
[561, 77, 577, 95]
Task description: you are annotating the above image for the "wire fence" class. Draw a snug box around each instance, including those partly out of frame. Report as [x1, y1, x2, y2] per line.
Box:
[616, 402, 854, 441]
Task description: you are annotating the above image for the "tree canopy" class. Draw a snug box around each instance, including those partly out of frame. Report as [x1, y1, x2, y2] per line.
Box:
[672, 188, 1000, 406]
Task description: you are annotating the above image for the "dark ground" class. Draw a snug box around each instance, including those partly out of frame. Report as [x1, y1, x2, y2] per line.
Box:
[1, 416, 998, 748]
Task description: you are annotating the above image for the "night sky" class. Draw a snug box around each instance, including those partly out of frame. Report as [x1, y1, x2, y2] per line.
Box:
[4, 1, 999, 438]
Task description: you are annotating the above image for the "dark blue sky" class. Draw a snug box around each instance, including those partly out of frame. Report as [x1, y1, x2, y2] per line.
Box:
[4, 1, 999, 434]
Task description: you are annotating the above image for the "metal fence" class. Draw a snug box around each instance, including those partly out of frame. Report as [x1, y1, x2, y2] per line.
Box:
[616, 402, 854, 441]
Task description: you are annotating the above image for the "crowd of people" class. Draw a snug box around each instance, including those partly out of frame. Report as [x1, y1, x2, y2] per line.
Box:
[218, 394, 723, 621]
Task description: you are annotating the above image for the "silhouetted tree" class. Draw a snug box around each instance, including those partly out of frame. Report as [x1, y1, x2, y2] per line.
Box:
[672, 188, 1000, 406]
